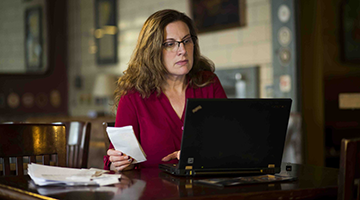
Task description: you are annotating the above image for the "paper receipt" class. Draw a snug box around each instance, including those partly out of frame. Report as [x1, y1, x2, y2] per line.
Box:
[106, 126, 147, 163]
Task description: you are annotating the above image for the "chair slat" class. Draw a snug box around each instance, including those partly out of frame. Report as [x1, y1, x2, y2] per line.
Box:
[68, 145, 74, 168]
[43, 155, 50, 165]
[16, 157, 24, 176]
[74, 145, 79, 167]
[30, 156, 36, 164]
[4, 158, 10, 176]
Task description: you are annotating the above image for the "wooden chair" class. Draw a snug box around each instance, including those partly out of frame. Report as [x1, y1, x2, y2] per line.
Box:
[0, 123, 66, 176]
[338, 137, 360, 200]
[59, 121, 91, 169]
[102, 122, 115, 155]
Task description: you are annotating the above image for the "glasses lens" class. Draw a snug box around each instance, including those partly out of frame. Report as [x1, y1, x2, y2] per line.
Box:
[163, 37, 194, 51]
[163, 41, 175, 50]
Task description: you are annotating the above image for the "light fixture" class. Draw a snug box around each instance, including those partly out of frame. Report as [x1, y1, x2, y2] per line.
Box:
[92, 74, 117, 116]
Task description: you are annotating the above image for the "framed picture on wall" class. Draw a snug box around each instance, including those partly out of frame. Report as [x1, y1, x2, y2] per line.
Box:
[341, 0, 360, 63]
[95, 0, 118, 65]
[191, 0, 246, 33]
[25, 6, 43, 72]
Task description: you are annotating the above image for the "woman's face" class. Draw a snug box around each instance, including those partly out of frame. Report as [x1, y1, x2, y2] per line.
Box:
[162, 21, 194, 79]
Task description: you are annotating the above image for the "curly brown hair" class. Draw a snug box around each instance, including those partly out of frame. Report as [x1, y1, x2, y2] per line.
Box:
[114, 9, 215, 109]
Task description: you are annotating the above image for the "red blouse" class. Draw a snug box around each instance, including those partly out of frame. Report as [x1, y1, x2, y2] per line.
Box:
[103, 72, 227, 169]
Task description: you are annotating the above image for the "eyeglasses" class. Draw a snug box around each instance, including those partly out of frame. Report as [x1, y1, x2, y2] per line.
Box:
[162, 36, 196, 52]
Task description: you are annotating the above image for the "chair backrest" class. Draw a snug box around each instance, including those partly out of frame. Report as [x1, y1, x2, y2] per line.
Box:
[102, 122, 115, 155]
[0, 123, 66, 176]
[338, 137, 360, 200]
[59, 121, 91, 169]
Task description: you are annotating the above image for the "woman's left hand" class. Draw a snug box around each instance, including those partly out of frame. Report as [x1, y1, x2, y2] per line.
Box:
[161, 151, 180, 162]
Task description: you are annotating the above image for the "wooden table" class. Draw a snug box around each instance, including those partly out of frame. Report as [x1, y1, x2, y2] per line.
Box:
[0, 163, 339, 200]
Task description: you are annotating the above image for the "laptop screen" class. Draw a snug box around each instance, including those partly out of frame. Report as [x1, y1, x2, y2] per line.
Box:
[178, 98, 292, 170]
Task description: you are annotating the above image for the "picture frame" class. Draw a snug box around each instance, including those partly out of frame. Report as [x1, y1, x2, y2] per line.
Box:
[340, 0, 360, 63]
[25, 6, 43, 72]
[191, 0, 246, 33]
[94, 0, 118, 65]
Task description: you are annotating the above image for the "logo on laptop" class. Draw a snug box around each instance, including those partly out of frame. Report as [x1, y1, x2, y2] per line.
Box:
[192, 105, 202, 113]
[187, 158, 194, 164]
[268, 164, 275, 168]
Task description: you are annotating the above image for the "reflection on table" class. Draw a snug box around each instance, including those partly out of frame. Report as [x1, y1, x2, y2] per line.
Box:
[0, 163, 339, 200]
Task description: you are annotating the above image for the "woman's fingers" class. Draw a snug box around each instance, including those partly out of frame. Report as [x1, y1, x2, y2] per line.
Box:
[112, 155, 133, 171]
[114, 159, 133, 171]
[112, 156, 133, 165]
[108, 148, 134, 171]
[111, 155, 133, 163]
[107, 149, 123, 156]
[161, 151, 180, 162]
[116, 163, 131, 171]
[113, 161, 129, 171]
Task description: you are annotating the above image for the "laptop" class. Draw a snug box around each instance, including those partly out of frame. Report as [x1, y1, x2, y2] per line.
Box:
[159, 98, 292, 176]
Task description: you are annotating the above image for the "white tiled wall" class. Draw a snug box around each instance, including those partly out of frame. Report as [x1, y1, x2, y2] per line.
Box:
[67, 0, 273, 116]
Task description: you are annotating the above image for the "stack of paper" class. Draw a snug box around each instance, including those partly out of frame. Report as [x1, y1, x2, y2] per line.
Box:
[28, 163, 121, 186]
[106, 125, 147, 163]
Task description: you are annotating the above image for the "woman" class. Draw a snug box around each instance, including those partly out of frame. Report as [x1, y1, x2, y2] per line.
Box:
[104, 9, 227, 171]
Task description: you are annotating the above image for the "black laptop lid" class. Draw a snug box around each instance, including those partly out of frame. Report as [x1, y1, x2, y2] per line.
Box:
[178, 98, 292, 171]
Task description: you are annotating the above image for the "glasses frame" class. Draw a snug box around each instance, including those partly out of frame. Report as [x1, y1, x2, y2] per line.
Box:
[162, 36, 197, 52]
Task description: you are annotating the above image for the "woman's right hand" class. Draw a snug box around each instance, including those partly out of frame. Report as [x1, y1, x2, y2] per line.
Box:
[108, 149, 134, 171]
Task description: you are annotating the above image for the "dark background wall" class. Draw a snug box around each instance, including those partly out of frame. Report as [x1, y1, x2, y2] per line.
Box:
[300, 0, 360, 167]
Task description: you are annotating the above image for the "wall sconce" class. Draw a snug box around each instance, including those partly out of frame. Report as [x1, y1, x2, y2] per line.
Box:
[92, 74, 117, 116]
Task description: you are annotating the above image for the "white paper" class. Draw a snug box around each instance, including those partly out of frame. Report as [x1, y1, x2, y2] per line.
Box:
[106, 126, 147, 164]
[28, 163, 121, 186]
